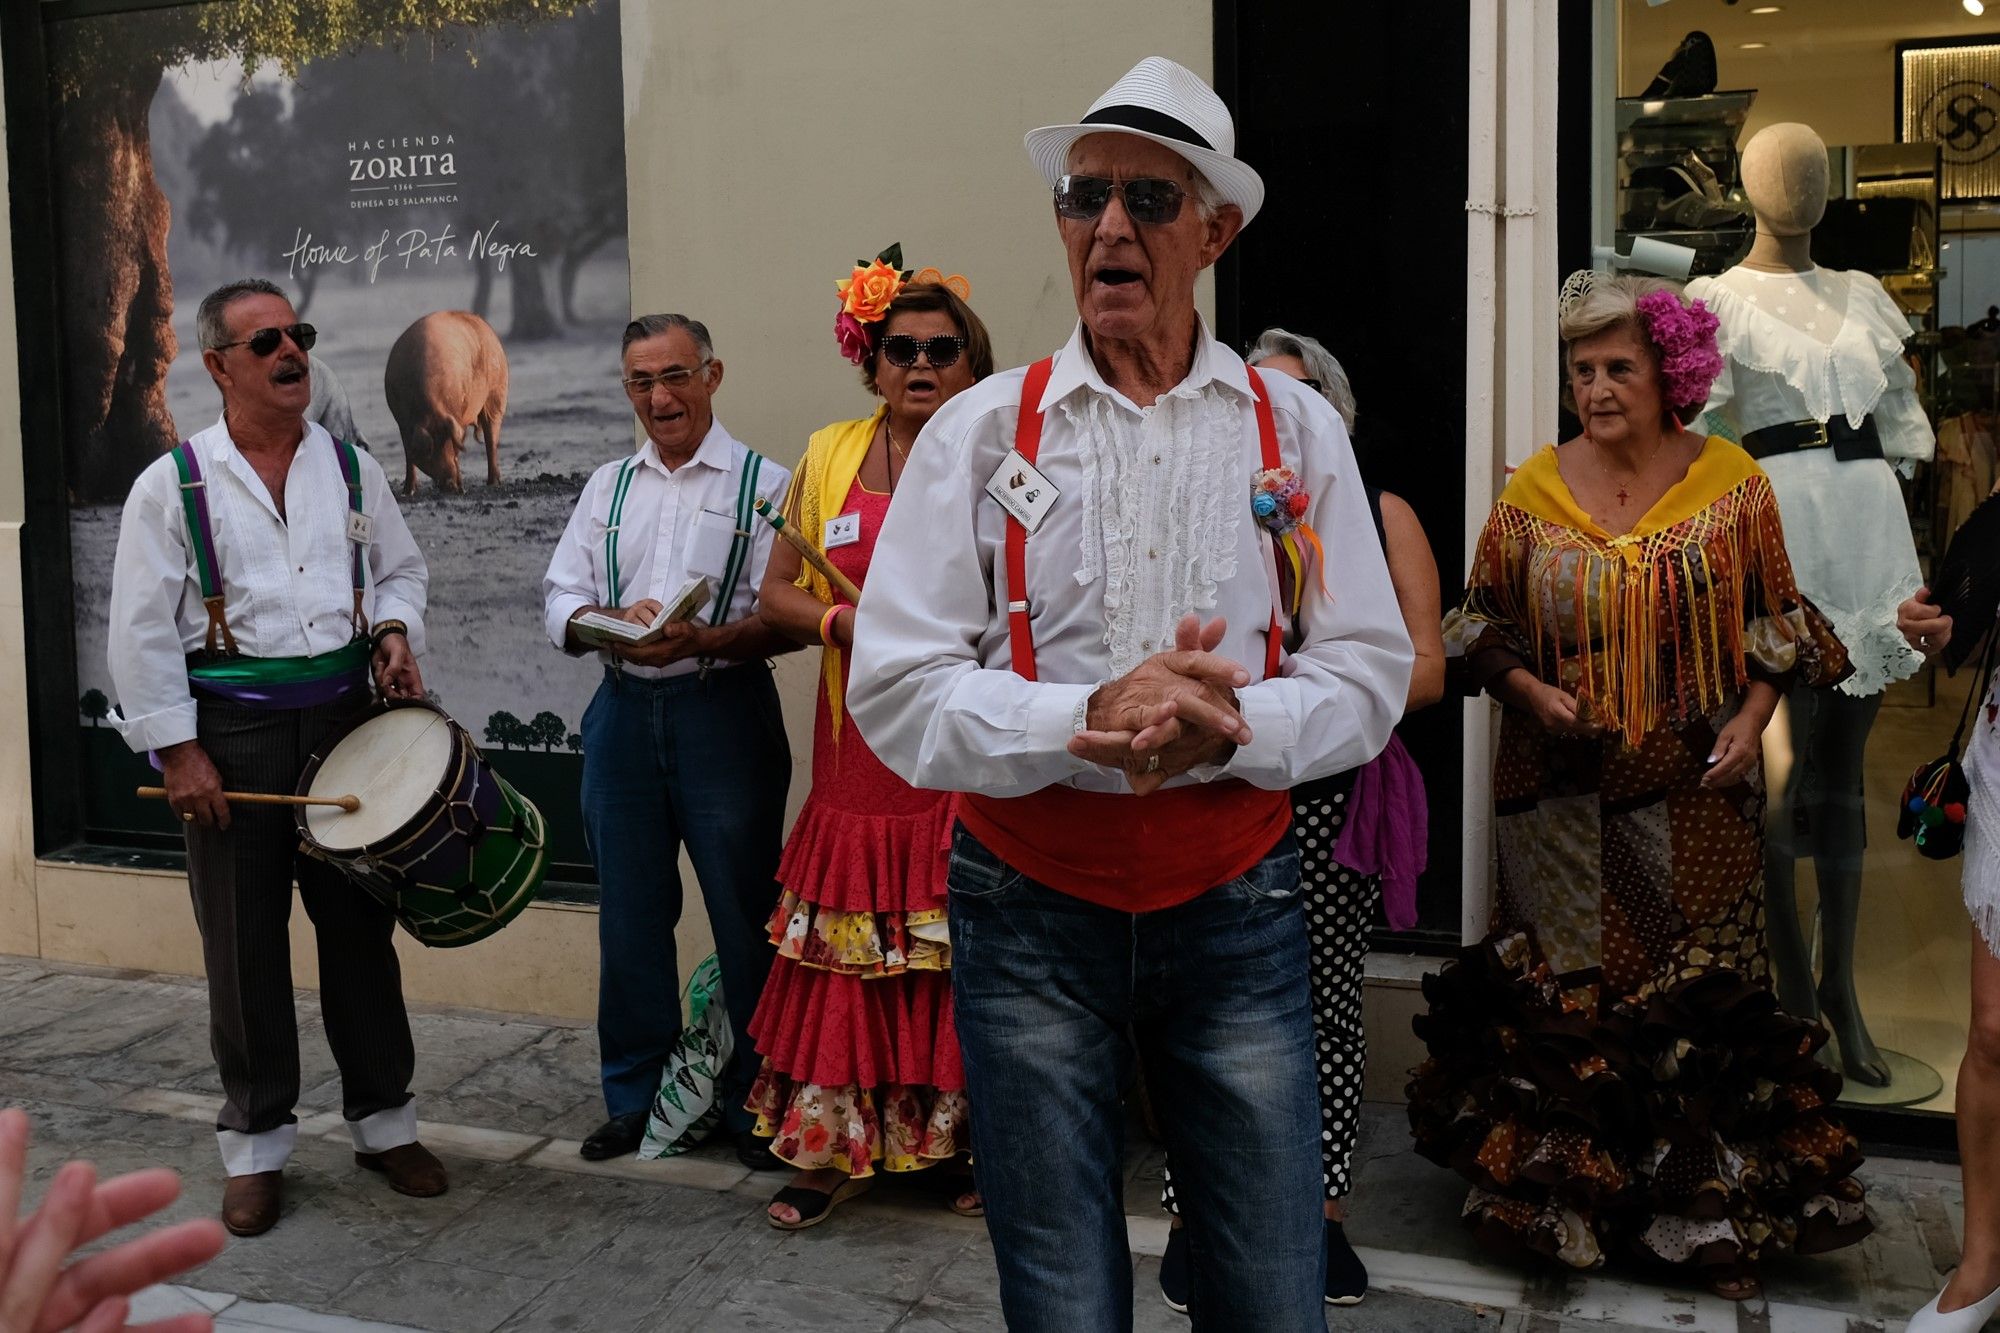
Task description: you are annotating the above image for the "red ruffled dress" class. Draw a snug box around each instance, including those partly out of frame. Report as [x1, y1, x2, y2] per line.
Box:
[745, 479, 968, 1176]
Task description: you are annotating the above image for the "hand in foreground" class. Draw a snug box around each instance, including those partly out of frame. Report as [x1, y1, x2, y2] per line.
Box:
[0, 1107, 228, 1333]
[158, 744, 228, 832]
[1070, 614, 1251, 795]
[612, 621, 709, 669]
[371, 633, 424, 701]
[1897, 587, 1951, 659]
[1701, 708, 1764, 789]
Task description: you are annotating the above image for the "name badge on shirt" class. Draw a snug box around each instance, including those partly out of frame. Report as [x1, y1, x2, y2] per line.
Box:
[824, 512, 861, 549]
[685, 507, 738, 580]
[985, 449, 1060, 535]
[345, 511, 374, 546]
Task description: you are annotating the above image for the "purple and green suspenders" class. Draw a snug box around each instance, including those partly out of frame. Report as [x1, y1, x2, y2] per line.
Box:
[171, 437, 374, 705]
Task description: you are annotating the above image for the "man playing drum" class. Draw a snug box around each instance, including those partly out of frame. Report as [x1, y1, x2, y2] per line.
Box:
[106, 277, 446, 1237]
[542, 314, 797, 1166]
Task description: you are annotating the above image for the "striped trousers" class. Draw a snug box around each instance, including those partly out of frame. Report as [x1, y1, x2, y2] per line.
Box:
[184, 694, 416, 1173]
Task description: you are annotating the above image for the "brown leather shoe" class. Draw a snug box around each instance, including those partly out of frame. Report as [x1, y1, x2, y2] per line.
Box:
[354, 1142, 448, 1197]
[222, 1170, 283, 1237]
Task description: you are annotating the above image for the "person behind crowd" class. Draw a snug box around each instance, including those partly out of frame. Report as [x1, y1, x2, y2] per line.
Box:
[1899, 590, 2000, 1331]
[541, 314, 797, 1168]
[744, 261, 995, 1229]
[106, 277, 444, 1238]
[0, 1108, 228, 1332]
[847, 57, 1413, 1330]
[1409, 273, 1869, 1302]
[1155, 329, 1444, 1313]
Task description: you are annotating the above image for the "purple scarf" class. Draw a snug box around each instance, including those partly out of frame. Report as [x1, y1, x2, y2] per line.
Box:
[1330, 731, 1427, 930]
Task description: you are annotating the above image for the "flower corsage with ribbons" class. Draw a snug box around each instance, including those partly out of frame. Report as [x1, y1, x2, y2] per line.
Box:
[1253, 465, 1325, 624]
[833, 242, 972, 364]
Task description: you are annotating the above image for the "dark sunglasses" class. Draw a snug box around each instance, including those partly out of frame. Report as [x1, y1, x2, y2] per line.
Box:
[1302, 378, 1324, 392]
[1053, 174, 1187, 225]
[216, 323, 316, 357]
[879, 333, 967, 369]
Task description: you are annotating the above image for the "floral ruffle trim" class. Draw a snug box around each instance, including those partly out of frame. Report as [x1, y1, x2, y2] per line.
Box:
[1409, 930, 1872, 1275]
[766, 891, 950, 977]
[746, 1065, 968, 1179]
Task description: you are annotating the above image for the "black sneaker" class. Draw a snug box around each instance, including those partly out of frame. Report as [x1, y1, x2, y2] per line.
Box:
[1159, 1223, 1189, 1314]
[1325, 1218, 1367, 1306]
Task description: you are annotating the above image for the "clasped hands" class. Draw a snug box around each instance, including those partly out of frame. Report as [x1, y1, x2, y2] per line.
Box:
[1068, 614, 1253, 795]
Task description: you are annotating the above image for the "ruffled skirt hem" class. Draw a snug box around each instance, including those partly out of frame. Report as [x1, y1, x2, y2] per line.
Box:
[746, 1068, 969, 1179]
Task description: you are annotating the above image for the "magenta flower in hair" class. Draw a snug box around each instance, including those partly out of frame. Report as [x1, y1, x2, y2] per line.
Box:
[1635, 289, 1723, 413]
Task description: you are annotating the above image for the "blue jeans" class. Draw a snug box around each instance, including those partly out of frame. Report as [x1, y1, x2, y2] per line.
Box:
[580, 665, 790, 1129]
[948, 824, 1323, 1331]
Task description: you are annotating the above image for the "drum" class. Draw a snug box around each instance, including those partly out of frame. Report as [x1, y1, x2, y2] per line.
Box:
[295, 700, 548, 947]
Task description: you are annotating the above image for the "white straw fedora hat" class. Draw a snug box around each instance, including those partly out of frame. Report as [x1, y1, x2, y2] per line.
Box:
[1024, 56, 1264, 225]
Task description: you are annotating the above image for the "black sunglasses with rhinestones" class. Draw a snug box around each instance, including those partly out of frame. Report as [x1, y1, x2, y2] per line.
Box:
[1052, 174, 1188, 225]
[214, 323, 317, 357]
[879, 333, 967, 369]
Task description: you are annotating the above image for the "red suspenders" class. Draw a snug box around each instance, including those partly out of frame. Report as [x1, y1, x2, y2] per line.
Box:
[1003, 360, 1285, 683]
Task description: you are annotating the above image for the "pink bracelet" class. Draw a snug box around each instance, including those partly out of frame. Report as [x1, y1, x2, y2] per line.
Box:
[819, 605, 844, 648]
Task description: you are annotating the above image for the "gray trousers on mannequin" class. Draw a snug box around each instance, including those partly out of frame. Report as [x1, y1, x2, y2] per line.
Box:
[1764, 683, 1888, 1086]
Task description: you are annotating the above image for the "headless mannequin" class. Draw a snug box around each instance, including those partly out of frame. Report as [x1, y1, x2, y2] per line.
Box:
[1734, 124, 1891, 1085]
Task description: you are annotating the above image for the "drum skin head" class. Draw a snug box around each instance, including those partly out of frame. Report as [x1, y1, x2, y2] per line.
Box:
[305, 708, 455, 849]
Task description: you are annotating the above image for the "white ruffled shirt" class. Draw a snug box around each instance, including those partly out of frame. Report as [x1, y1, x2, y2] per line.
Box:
[1687, 266, 1931, 696]
[847, 320, 1413, 798]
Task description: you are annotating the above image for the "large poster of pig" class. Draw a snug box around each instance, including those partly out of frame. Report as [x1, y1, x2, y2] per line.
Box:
[53, 1, 629, 883]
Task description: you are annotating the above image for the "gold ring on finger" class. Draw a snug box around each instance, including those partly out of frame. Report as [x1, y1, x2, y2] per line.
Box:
[1146, 755, 1161, 774]
[182, 811, 195, 823]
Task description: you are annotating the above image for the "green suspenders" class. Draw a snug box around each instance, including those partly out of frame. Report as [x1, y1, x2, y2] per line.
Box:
[600, 449, 765, 660]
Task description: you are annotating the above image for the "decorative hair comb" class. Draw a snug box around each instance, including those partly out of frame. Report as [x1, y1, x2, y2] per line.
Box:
[1558, 269, 1599, 319]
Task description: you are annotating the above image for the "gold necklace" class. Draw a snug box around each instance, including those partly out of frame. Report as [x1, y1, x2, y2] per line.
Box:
[1590, 434, 1669, 506]
[886, 421, 910, 458]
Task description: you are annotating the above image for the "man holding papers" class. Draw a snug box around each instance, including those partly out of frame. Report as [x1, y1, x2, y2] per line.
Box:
[542, 313, 797, 1165]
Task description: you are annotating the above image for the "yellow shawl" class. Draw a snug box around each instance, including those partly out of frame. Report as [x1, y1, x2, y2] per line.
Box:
[783, 405, 886, 739]
[1456, 436, 1843, 740]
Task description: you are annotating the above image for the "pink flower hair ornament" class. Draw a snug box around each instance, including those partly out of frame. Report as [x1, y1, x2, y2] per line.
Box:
[1634, 288, 1723, 415]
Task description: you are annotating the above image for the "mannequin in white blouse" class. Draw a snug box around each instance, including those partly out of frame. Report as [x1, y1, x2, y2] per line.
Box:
[1687, 123, 1934, 1088]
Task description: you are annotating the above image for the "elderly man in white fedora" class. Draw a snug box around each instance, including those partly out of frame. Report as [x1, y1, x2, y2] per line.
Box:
[849, 56, 1411, 1330]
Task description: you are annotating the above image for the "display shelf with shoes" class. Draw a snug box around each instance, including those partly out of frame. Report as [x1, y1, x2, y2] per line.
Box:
[1615, 90, 1758, 276]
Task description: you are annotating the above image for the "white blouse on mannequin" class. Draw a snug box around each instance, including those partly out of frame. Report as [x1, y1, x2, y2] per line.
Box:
[1686, 265, 1933, 696]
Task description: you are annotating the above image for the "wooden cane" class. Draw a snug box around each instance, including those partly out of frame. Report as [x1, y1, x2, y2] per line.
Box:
[137, 786, 361, 813]
[752, 496, 864, 606]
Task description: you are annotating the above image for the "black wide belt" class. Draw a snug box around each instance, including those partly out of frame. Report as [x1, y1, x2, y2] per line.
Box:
[1741, 415, 1883, 462]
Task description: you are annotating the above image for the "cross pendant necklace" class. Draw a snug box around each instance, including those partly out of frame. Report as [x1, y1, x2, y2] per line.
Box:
[1616, 484, 1631, 506]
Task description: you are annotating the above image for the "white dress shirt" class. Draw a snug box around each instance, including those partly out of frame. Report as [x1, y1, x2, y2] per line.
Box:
[542, 418, 790, 678]
[107, 417, 428, 754]
[848, 321, 1413, 797]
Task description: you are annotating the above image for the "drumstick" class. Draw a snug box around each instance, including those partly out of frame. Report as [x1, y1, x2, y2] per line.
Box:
[753, 497, 863, 606]
[137, 786, 360, 813]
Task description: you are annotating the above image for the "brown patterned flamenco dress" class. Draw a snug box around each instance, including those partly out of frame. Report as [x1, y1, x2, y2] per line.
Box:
[744, 478, 968, 1177]
[1409, 439, 1871, 1281]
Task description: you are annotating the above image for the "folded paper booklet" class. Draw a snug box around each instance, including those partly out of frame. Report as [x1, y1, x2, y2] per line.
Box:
[571, 576, 711, 647]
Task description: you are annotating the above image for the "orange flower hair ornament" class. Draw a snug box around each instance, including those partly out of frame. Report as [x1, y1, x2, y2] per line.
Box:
[832, 243, 973, 365]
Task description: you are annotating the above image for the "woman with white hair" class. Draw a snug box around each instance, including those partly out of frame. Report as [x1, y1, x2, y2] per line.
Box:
[1157, 330, 1444, 1312]
[1410, 274, 1866, 1302]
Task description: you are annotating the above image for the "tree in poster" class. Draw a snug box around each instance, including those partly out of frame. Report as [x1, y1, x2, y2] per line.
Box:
[78, 689, 109, 726]
[482, 710, 523, 750]
[527, 710, 567, 752]
[48, 0, 588, 502]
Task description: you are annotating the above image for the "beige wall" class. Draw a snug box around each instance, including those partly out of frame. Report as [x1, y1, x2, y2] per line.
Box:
[0, 3, 1214, 1019]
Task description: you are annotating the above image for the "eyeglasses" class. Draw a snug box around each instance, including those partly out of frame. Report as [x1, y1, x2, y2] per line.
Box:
[1302, 378, 1324, 393]
[215, 323, 316, 357]
[622, 360, 712, 395]
[1053, 174, 1188, 225]
[879, 334, 967, 369]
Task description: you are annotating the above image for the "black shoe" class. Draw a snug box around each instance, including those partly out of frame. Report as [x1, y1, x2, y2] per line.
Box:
[734, 1129, 788, 1171]
[1641, 30, 1718, 100]
[579, 1111, 647, 1161]
[1159, 1223, 1189, 1314]
[1324, 1218, 1368, 1306]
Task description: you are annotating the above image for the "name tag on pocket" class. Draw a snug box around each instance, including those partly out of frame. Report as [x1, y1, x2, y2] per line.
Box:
[825, 512, 861, 549]
[985, 449, 1060, 535]
[684, 507, 737, 580]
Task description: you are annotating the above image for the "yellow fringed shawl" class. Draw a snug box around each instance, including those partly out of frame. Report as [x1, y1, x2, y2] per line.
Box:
[1455, 437, 1846, 741]
[782, 406, 886, 739]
